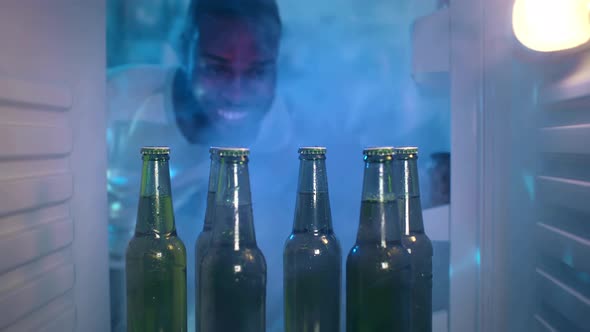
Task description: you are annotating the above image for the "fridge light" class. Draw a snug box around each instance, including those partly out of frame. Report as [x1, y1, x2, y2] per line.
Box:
[512, 0, 590, 52]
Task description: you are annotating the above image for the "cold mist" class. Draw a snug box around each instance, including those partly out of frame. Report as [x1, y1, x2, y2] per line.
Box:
[106, 0, 450, 331]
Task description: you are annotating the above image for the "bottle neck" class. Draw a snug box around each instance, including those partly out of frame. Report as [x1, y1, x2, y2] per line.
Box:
[202, 157, 220, 231]
[361, 156, 396, 202]
[211, 156, 257, 249]
[393, 157, 424, 235]
[356, 156, 402, 245]
[292, 156, 333, 233]
[135, 156, 176, 235]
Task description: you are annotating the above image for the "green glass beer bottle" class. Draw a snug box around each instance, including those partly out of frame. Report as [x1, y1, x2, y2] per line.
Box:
[346, 147, 412, 332]
[199, 148, 267, 332]
[394, 147, 433, 332]
[284, 147, 342, 332]
[126, 146, 187, 332]
[194, 147, 220, 332]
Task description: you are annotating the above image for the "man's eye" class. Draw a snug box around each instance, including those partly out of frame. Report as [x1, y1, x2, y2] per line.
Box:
[247, 67, 269, 78]
[202, 64, 229, 77]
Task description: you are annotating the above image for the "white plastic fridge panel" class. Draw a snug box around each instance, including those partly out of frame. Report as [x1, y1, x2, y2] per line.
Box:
[0, 1, 109, 331]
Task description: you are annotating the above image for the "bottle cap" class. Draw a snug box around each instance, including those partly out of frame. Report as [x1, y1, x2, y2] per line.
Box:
[215, 147, 250, 157]
[392, 147, 418, 159]
[141, 146, 170, 155]
[298, 146, 327, 155]
[363, 146, 395, 156]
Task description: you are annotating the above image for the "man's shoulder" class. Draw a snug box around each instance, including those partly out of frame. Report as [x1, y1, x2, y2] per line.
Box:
[108, 65, 175, 98]
[107, 65, 178, 122]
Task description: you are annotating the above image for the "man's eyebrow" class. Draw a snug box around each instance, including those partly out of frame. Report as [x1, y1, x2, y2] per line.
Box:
[253, 59, 276, 66]
[201, 52, 234, 63]
[201, 53, 276, 66]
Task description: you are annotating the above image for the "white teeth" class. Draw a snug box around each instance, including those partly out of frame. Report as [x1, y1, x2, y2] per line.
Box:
[217, 109, 248, 121]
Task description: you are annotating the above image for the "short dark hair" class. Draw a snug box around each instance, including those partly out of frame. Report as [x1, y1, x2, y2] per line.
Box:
[178, 0, 282, 67]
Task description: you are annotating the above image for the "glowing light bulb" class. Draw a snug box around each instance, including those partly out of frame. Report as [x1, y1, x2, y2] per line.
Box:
[512, 0, 590, 52]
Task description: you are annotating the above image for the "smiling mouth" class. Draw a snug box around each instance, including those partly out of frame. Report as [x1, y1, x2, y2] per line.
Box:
[217, 109, 249, 121]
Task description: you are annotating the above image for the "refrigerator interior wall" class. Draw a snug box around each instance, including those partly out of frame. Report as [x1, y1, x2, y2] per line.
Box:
[0, 1, 109, 331]
[450, 0, 590, 330]
[532, 53, 590, 332]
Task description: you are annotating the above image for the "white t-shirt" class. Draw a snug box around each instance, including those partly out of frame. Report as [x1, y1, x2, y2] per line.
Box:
[107, 65, 297, 331]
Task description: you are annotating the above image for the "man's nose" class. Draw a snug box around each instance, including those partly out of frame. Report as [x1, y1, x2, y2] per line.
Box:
[222, 76, 247, 102]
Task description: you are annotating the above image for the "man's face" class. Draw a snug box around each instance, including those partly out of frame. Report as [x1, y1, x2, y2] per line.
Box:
[191, 15, 279, 135]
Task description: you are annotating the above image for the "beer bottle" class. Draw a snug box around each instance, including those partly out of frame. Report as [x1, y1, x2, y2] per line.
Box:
[126, 146, 187, 332]
[284, 147, 342, 332]
[346, 147, 411, 332]
[394, 147, 433, 332]
[199, 148, 267, 332]
[194, 147, 220, 332]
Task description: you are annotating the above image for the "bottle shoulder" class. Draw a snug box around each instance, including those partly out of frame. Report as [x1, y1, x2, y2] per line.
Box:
[347, 242, 411, 268]
[126, 234, 187, 262]
[195, 230, 212, 249]
[284, 232, 341, 252]
[402, 233, 434, 256]
[202, 245, 267, 269]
